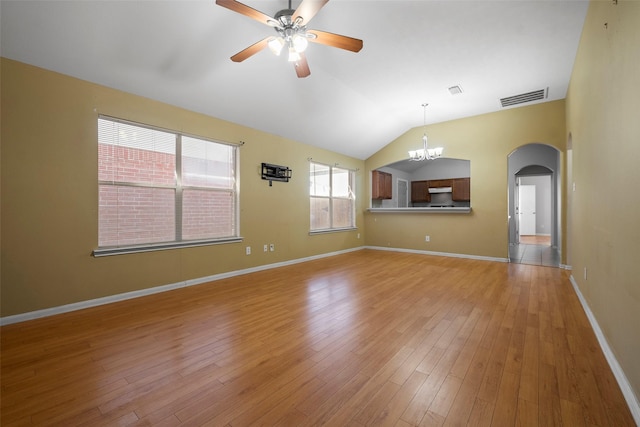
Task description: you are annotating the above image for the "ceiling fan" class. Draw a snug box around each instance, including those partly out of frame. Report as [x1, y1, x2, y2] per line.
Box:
[215, 0, 363, 78]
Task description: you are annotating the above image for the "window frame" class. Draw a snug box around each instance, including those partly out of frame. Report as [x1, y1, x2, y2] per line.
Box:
[309, 161, 357, 234]
[93, 115, 241, 257]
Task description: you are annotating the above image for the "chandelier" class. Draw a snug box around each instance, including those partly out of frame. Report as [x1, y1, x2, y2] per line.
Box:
[408, 103, 443, 161]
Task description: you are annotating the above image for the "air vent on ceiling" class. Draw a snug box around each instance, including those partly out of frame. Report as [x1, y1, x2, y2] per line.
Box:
[448, 85, 463, 95]
[500, 88, 547, 107]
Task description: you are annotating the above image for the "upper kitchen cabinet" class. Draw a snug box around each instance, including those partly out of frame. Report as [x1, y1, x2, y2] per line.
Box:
[428, 179, 453, 189]
[372, 170, 392, 200]
[411, 180, 430, 203]
[452, 177, 470, 201]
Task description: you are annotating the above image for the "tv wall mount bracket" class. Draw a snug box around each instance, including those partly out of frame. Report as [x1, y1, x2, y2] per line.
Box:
[261, 163, 292, 186]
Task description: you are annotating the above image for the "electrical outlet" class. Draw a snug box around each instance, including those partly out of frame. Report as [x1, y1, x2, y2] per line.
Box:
[263, 244, 268, 252]
[245, 246, 251, 255]
[425, 235, 430, 242]
[357, 233, 360, 239]
[584, 267, 588, 280]
[270, 243, 274, 252]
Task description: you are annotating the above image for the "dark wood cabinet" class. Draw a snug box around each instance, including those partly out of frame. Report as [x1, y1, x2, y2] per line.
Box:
[372, 170, 392, 199]
[428, 179, 453, 189]
[411, 177, 470, 204]
[411, 180, 430, 203]
[452, 177, 471, 201]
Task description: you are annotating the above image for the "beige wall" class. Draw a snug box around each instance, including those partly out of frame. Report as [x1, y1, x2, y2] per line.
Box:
[566, 0, 640, 403]
[0, 58, 365, 317]
[364, 101, 566, 259]
[3, 0, 638, 406]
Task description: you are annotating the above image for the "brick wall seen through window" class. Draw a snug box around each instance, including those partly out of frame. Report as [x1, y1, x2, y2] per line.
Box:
[98, 117, 237, 249]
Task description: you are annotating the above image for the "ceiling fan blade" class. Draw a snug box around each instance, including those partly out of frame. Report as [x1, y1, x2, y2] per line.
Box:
[230, 37, 271, 62]
[292, 0, 329, 25]
[215, 0, 277, 26]
[294, 53, 311, 78]
[307, 30, 363, 53]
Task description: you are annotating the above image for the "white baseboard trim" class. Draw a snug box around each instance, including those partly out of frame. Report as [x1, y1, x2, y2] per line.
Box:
[569, 275, 640, 425]
[0, 246, 364, 326]
[365, 245, 509, 263]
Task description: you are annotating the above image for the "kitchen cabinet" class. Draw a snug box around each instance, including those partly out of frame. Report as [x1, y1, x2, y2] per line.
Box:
[411, 180, 430, 203]
[452, 177, 470, 201]
[411, 177, 470, 203]
[372, 170, 392, 200]
[428, 179, 453, 189]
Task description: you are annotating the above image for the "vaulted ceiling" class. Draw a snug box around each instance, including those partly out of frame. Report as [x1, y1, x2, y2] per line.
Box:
[0, 0, 589, 159]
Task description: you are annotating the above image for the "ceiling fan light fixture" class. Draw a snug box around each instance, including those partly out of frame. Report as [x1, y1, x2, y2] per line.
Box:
[288, 46, 301, 62]
[292, 33, 308, 53]
[268, 37, 285, 55]
[215, 0, 363, 78]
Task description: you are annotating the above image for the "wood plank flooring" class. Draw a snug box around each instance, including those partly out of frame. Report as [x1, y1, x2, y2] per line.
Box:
[519, 236, 551, 246]
[1, 250, 635, 426]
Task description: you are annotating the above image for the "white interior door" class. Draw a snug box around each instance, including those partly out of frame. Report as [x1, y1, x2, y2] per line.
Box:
[397, 179, 408, 208]
[519, 184, 536, 236]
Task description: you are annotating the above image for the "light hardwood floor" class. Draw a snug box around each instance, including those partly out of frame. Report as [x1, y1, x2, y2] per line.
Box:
[1, 250, 635, 426]
[518, 236, 551, 246]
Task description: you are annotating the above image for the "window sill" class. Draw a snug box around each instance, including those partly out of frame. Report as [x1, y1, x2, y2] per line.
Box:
[93, 237, 243, 257]
[309, 227, 358, 235]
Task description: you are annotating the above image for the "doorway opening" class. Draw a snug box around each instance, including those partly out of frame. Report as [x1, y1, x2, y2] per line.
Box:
[507, 143, 561, 267]
[511, 172, 559, 266]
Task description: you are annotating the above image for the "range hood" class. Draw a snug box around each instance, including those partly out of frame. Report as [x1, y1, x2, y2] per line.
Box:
[428, 186, 452, 194]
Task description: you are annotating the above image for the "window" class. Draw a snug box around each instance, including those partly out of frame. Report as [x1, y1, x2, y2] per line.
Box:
[96, 117, 238, 254]
[309, 162, 356, 232]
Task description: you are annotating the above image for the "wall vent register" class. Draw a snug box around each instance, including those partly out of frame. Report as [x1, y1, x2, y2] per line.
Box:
[500, 88, 547, 107]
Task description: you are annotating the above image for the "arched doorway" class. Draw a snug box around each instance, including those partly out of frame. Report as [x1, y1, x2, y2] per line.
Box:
[507, 143, 561, 267]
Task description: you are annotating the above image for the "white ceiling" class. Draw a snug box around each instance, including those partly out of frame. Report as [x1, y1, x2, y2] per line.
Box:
[0, 0, 589, 160]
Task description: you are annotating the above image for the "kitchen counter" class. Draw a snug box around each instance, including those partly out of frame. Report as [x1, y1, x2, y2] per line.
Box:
[368, 207, 472, 213]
